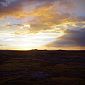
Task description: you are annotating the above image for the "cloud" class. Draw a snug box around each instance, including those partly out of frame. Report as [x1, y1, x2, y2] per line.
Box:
[64, 29, 85, 46]
[0, 0, 85, 20]
[46, 28, 85, 49]
[43, 19, 85, 50]
[0, 0, 26, 18]
[0, 0, 85, 50]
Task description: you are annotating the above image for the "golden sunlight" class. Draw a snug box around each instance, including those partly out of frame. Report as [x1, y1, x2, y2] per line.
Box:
[6, 28, 64, 50]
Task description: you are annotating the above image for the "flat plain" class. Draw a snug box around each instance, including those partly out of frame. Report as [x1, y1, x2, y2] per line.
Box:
[0, 50, 85, 85]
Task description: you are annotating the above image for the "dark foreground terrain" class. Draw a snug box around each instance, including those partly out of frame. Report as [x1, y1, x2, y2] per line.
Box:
[0, 50, 85, 85]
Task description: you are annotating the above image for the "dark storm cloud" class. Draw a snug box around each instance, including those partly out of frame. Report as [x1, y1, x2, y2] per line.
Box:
[52, 28, 85, 47]
[66, 29, 85, 46]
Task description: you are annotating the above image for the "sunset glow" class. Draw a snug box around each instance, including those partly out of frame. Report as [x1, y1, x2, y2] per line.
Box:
[0, 0, 85, 50]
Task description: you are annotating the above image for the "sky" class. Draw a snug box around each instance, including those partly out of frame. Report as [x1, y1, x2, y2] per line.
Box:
[0, 0, 85, 50]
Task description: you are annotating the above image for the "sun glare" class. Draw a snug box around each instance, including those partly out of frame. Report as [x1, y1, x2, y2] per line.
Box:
[6, 29, 64, 50]
[0, 23, 65, 50]
[0, 21, 67, 50]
